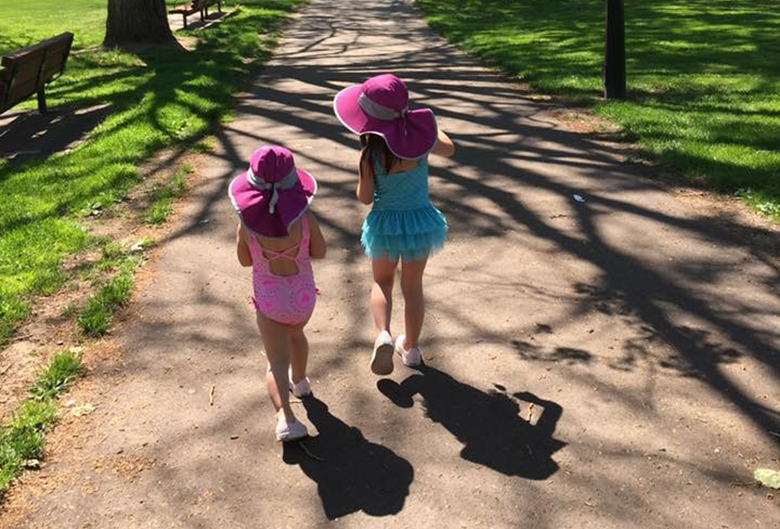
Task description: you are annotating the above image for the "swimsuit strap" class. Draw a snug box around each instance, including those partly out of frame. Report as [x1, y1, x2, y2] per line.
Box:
[300, 214, 310, 246]
[294, 214, 311, 263]
[262, 244, 300, 262]
[248, 215, 309, 265]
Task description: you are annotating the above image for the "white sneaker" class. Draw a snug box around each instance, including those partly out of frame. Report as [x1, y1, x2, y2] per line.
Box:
[289, 375, 312, 398]
[371, 330, 395, 375]
[395, 334, 422, 367]
[275, 415, 308, 442]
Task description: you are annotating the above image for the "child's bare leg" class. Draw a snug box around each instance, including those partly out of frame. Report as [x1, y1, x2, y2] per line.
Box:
[400, 256, 428, 349]
[256, 313, 295, 422]
[371, 256, 399, 333]
[289, 321, 309, 383]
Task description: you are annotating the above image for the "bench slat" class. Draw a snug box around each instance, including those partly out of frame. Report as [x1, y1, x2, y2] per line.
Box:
[3, 33, 73, 62]
[170, 7, 199, 14]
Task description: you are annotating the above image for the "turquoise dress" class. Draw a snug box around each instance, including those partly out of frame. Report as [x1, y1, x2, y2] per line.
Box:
[361, 155, 448, 260]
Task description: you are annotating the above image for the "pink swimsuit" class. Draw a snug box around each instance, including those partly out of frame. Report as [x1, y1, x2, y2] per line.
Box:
[248, 215, 316, 325]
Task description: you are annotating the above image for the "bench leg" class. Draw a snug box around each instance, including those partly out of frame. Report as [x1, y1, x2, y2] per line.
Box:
[37, 87, 47, 114]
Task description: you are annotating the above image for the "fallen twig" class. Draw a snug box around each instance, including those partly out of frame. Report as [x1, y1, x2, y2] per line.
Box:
[299, 440, 324, 462]
[209, 385, 215, 406]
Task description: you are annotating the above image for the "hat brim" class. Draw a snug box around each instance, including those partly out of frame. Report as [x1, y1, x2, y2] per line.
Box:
[228, 168, 317, 239]
[333, 84, 438, 160]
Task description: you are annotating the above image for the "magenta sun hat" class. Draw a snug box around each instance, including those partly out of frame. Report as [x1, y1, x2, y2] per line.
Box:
[228, 145, 317, 238]
[333, 73, 438, 159]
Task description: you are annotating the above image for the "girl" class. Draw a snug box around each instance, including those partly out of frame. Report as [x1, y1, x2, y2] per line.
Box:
[230, 145, 327, 441]
[333, 73, 455, 375]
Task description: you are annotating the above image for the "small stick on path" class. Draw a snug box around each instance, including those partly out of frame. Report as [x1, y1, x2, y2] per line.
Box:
[299, 440, 324, 461]
[209, 385, 215, 406]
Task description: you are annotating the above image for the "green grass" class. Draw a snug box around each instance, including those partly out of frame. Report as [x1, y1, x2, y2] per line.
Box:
[0, 349, 82, 496]
[415, 0, 780, 218]
[77, 258, 137, 336]
[29, 350, 84, 401]
[0, 0, 107, 51]
[0, 0, 305, 346]
[144, 164, 191, 224]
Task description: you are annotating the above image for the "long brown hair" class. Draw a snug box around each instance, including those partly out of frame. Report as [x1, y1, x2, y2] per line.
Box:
[359, 133, 399, 179]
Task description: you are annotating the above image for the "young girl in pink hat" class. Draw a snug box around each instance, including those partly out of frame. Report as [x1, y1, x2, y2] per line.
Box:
[333, 73, 455, 375]
[229, 145, 327, 441]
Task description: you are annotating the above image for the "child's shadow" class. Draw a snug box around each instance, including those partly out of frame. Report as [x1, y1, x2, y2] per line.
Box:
[378, 365, 566, 479]
[282, 397, 413, 520]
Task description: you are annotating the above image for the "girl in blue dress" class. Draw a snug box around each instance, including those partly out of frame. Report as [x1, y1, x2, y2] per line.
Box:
[334, 73, 455, 375]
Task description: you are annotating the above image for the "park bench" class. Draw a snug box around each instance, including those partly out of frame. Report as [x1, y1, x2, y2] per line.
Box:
[170, 0, 223, 29]
[0, 32, 74, 115]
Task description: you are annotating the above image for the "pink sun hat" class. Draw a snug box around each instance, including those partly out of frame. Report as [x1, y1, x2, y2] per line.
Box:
[228, 146, 317, 238]
[333, 73, 438, 159]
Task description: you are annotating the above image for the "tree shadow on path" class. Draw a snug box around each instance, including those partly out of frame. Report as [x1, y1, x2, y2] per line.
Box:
[282, 396, 414, 520]
[378, 365, 566, 479]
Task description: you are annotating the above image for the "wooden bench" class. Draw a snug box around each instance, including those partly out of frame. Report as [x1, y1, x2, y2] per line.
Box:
[170, 0, 223, 29]
[0, 32, 74, 115]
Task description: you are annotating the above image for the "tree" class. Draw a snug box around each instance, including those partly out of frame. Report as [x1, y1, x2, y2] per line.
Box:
[603, 0, 626, 99]
[104, 0, 175, 47]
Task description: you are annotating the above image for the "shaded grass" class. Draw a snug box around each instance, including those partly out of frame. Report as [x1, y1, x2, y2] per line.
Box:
[144, 164, 191, 224]
[0, 349, 82, 496]
[415, 0, 780, 219]
[0, 0, 305, 345]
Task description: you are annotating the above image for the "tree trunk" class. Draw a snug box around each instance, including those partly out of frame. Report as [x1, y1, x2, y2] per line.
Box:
[603, 0, 626, 99]
[104, 0, 175, 47]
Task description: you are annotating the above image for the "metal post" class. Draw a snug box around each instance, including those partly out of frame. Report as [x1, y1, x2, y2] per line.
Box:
[604, 0, 626, 99]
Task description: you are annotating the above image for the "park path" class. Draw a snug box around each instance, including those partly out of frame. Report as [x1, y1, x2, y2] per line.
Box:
[3, 0, 779, 527]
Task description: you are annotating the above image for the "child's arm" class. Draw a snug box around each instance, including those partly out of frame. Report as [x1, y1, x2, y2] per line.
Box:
[307, 210, 327, 259]
[432, 128, 455, 157]
[356, 147, 375, 205]
[236, 223, 253, 267]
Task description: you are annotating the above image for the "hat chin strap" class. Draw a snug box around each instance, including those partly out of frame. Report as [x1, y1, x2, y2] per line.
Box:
[358, 92, 408, 121]
[246, 166, 299, 214]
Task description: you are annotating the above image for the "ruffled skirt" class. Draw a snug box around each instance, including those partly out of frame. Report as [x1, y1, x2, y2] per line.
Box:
[361, 205, 448, 260]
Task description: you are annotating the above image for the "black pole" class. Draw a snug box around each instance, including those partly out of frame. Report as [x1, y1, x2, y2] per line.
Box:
[604, 0, 626, 99]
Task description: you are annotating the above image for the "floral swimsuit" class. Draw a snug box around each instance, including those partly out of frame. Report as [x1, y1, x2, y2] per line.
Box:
[248, 215, 316, 325]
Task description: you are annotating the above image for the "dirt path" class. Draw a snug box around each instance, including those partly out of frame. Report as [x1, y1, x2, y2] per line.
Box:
[3, 0, 779, 527]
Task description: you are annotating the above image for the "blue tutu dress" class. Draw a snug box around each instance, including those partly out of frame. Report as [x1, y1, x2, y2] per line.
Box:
[361, 155, 448, 260]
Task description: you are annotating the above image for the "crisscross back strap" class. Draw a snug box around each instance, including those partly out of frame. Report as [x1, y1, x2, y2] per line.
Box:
[252, 214, 310, 263]
[262, 244, 300, 262]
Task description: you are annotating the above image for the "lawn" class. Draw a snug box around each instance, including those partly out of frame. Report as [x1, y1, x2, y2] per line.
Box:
[415, 0, 780, 218]
[0, 0, 107, 52]
[0, 0, 305, 344]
